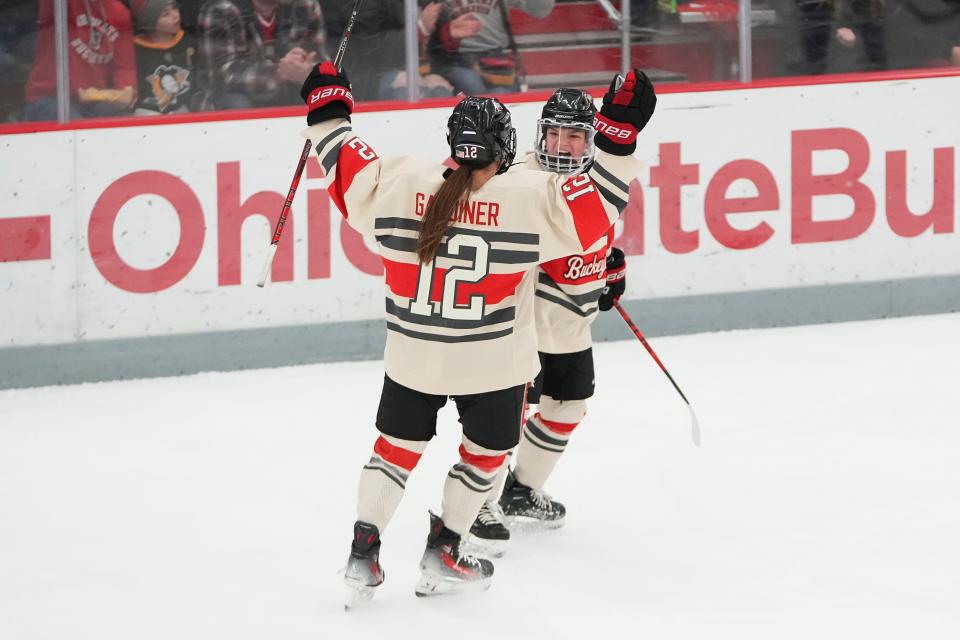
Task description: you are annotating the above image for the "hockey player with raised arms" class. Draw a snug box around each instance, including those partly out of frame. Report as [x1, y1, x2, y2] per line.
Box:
[469, 87, 641, 554]
[298, 62, 655, 603]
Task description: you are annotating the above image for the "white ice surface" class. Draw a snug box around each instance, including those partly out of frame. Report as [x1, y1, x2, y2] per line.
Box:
[2, 314, 959, 639]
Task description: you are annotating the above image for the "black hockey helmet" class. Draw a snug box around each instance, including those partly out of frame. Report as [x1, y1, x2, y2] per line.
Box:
[447, 96, 517, 175]
[536, 88, 597, 174]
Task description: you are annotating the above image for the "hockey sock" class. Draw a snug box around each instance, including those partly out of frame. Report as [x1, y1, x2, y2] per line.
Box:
[357, 434, 428, 532]
[514, 396, 586, 491]
[441, 435, 510, 535]
[486, 449, 513, 504]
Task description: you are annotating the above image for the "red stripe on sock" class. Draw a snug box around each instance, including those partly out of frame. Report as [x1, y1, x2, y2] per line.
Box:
[373, 436, 422, 471]
[458, 445, 506, 473]
[537, 413, 579, 435]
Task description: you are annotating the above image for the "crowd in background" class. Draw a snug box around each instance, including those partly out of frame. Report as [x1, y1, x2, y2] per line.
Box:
[1, 0, 959, 123]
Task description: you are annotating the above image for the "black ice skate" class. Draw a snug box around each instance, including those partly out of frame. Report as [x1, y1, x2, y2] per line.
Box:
[343, 521, 385, 610]
[499, 469, 566, 530]
[466, 500, 511, 558]
[415, 512, 494, 597]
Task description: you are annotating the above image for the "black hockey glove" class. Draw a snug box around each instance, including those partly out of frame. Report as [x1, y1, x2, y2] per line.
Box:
[593, 70, 657, 156]
[301, 61, 354, 126]
[598, 247, 626, 312]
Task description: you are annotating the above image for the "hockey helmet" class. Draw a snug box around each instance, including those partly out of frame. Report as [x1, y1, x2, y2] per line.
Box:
[447, 96, 517, 175]
[536, 88, 597, 175]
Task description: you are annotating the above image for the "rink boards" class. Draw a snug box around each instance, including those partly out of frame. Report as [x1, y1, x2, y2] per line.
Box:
[1, 74, 959, 388]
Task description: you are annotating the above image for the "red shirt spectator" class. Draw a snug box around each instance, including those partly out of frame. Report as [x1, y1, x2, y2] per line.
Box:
[25, 0, 137, 107]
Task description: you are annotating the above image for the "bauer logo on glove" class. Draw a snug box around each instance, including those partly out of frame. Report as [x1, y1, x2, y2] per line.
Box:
[592, 118, 636, 142]
[301, 61, 354, 125]
[306, 85, 354, 110]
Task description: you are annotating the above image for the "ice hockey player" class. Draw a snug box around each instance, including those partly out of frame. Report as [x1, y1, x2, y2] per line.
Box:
[468, 87, 642, 556]
[298, 62, 654, 604]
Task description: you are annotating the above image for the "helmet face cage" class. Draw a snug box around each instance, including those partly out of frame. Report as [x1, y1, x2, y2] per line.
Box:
[535, 119, 595, 175]
[447, 96, 517, 175]
[535, 88, 597, 175]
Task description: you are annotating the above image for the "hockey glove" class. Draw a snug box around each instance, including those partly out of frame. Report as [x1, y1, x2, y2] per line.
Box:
[301, 61, 354, 126]
[598, 247, 626, 312]
[593, 70, 657, 156]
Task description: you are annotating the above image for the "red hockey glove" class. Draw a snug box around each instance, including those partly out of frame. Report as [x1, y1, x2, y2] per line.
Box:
[594, 70, 657, 156]
[301, 61, 354, 125]
[598, 247, 626, 312]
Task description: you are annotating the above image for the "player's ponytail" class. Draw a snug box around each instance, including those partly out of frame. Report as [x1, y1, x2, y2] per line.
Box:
[417, 163, 473, 263]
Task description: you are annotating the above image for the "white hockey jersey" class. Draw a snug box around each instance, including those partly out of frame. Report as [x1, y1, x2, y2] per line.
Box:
[304, 118, 637, 395]
[521, 153, 616, 354]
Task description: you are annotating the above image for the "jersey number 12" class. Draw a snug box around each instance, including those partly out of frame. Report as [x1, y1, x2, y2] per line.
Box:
[409, 234, 490, 321]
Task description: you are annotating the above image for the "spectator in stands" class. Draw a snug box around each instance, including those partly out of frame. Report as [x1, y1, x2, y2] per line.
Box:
[23, 0, 137, 121]
[171, 0, 203, 37]
[131, 1, 197, 114]
[198, 0, 328, 110]
[319, 0, 453, 101]
[834, 0, 886, 71]
[883, 0, 960, 69]
[790, 0, 834, 74]
[122, 0, 204, 35]
[0, 0, 38, 122]
[429, 0, 555, 94]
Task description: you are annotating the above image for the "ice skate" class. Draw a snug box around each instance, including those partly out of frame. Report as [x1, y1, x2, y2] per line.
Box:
[343, 521, 385, 610]
[499, 469, 566, 531]
[466, 500, 511, 558]
[415, 512, 494, 597]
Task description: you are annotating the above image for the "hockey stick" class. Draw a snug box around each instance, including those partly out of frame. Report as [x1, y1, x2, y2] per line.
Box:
[613, 300, 701, 447]
[257, 0, 366, 288]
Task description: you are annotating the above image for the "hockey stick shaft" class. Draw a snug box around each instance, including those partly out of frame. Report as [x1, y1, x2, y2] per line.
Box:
[613, 300, 701, 446]
[257, 0, 365, 288]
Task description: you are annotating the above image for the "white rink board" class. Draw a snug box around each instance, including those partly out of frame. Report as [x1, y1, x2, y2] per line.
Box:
[1, 75, 959, 348]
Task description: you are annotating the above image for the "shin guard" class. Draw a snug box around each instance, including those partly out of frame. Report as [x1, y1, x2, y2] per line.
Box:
[441, 436, 510, 535]
[356, 434, 427, 532]
[514, 396, 586, 491]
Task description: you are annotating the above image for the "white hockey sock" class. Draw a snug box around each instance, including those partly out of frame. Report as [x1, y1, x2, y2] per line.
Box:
[441, 435, 510, 535]
[486, 449, 513, 505]
[356, 434, 428, 533]
[514, 396, 586, 492]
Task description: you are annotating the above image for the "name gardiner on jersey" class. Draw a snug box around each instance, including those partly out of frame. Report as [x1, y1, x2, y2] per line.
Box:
[415, 192, 501, 227]
[562, 254, 606, 280]
[593, 114, 638, 145]
[307, 86, 354, 111]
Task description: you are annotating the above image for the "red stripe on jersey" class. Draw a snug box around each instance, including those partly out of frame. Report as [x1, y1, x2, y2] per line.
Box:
[458, 445, 506, 472]
[540, 228, 614, 285]
[537, 413, 580, 435]
[562, 175, 614, 251]
[381, 257, 525, 305]
[329, 136, 379, 219]
[373, 436, 422, 471]
[457, 271, 525, 306]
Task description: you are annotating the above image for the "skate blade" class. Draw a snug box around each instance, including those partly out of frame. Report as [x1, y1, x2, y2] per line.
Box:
[504, 515, 565, 533]
[414, 574, 492, 598]
[463, 534, 509, 559]
[343, 577, 379, 611]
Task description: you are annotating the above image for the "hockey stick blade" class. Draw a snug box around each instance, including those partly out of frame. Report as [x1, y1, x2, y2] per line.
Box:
[688, 404, 701, 448]
[614, 300, 701, 447]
